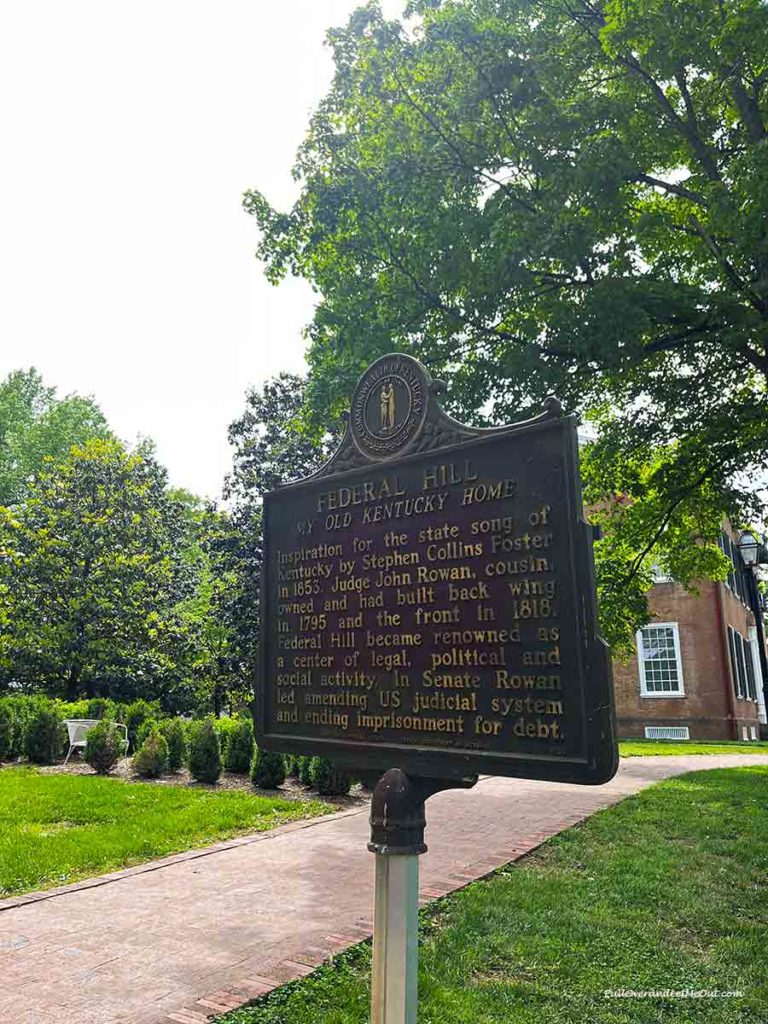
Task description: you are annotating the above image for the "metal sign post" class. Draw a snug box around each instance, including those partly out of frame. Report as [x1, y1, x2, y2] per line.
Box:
[371, 853, 419, 1023]
[367, 770, 476, 1024]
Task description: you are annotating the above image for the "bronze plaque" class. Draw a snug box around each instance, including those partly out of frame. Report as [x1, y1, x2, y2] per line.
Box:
[258, 355, 617, 784]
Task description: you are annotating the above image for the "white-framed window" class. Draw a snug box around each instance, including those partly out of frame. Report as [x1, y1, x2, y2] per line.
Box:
[637, 622, 685, 697]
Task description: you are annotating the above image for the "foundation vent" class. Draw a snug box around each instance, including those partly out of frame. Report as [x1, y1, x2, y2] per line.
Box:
[644, 726, 690, 740]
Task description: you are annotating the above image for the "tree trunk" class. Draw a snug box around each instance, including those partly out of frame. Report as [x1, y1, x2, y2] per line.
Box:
[66, 663, 81, 702]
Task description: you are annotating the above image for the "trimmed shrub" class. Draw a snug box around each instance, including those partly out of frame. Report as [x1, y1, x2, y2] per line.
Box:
[8, 704, 28, 758]
[310, 757, 352, 796]
[224, 718, 254, 774]
[85, 697, 113, 720]
[84, 719, 127, 774]
[132, 730, 169, 778]
[57, 699, 90, 719]
[135, 717, 159, 751]
[25, 706, 65, 764]
[285, 754, 300, 778]
[124, 699, 157, 751]
[0, 702, 16, 760]
[214, 716, 241, 765]
[250, 747, 286, 789]
[298, 755, 313, 786]
[159, 717, 187, 772]
[188, 718, 222, 784]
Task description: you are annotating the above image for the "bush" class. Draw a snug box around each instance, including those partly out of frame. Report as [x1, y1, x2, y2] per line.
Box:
[7, 696, 47, 757]
[85, 697, 114, 720]
[57, 699, 90, 719]
[0, 701, 17, 760]
[25, 706, 65, 764]
[124, 700, 158, 751]
[135, 717, 159, 751]
[224, 718, 254, 774]
[159, 717, 187, 772]
[84, 720, 127, 774]
[132, 730, 169, 778]
[188, 718, 222, 783]
[285, 754, 300, 778]
[250, 747, 286, 789]
[214, 716, 242, 765]
[298, 755, 313, 786]
[310, 757, 352, 796]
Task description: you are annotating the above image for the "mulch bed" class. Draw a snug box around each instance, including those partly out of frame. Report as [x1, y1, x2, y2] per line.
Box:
[2, 756, 371, 810]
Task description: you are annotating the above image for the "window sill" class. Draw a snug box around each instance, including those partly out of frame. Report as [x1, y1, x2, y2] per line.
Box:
[639, 691, 686, 699]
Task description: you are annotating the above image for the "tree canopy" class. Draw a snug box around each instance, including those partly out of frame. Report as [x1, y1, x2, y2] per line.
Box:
[0, 438, 195, 701]
[223, 374, 328, 682]
[245, 0, 768, 647]
[0, 369, 111, 506]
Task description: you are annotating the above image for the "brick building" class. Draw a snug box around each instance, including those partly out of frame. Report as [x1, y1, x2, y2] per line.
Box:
[612, 528, 768, 741]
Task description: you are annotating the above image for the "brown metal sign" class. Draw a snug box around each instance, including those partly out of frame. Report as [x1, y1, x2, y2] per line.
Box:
[258, 354, 617, 784]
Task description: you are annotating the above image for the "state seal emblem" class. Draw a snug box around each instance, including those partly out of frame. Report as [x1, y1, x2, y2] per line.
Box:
[350, 353, 428, 460]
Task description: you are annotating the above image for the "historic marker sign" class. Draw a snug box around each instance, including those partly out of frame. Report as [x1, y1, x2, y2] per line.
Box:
[259, 355, 617, 784]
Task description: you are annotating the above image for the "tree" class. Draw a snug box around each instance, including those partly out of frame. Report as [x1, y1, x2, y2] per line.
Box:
[183, 503, 250, 716]
[0, 438, 196, 699]
[224, 374, 330, 683]
[245, 0, 768, 647]
[0, 368, 111, 506]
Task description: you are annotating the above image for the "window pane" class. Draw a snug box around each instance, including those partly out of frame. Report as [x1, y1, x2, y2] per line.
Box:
[734, 629, 747, 699]
[728, 628, 741, 698]
[742, 635, 757, 700]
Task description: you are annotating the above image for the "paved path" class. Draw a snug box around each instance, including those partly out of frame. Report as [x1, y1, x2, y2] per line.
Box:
[1, 755, 766, 1024]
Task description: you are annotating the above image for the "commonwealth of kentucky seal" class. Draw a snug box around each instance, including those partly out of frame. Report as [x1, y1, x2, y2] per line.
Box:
[350, 353, 428, 460]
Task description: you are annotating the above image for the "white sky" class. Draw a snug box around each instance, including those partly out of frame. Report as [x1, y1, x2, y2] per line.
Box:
[0, 1, 404, 500]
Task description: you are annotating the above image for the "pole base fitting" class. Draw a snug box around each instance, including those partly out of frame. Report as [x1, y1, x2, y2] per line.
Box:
[367, 767, 477, 856]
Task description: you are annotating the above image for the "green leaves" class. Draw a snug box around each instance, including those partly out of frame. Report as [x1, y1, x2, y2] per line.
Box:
[0, 368, 111, 507]
[246, 0, 768, 647]
[219, 374, 330, 697]
[0, 438, 195, 700]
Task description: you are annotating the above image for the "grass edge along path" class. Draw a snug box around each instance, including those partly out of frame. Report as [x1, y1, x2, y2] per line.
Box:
[219, 766, 768, 1024]
[619, 739, 768, 756]
[0, 767, 333, 897]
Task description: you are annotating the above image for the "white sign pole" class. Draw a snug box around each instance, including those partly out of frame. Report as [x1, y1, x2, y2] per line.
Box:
[371, 852, 419, 1024]
[367, 768, 474, 1024]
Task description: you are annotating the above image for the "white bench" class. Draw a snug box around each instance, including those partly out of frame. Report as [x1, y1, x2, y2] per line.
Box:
[63, 719, 128, 765]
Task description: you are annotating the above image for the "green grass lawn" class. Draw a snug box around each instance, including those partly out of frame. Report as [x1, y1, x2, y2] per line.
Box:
[0, 767, 331, 897]
[619, 739, 768, 756]
[221, 766, 768, 1024]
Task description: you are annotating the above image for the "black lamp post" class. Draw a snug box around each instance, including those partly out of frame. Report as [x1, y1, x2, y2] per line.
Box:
[737, 531, 768, 730]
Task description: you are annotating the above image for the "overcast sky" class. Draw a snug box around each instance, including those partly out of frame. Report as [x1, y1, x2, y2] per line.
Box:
[0, 1, 403, 500]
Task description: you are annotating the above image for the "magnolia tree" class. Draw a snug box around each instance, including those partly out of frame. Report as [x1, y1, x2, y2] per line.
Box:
[0, 438, 195, 699]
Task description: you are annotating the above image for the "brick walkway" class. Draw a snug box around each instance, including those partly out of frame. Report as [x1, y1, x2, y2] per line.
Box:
[1, 754, 766, 1024]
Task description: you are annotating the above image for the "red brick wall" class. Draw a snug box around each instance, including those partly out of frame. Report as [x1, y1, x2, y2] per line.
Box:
[612, 580, 761, 740]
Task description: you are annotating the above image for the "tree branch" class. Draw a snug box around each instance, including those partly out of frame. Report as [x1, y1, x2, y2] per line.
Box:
[688, 214, 768, 318]
[633, 173, 707, 206]
[567, 2, 722, 182]
[721, 62, 767, 143]
[351, 215, 576, 362]
[736, 343, 768, 375]
[384, 61, 540, 216]
[621, 462, 721, 586]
